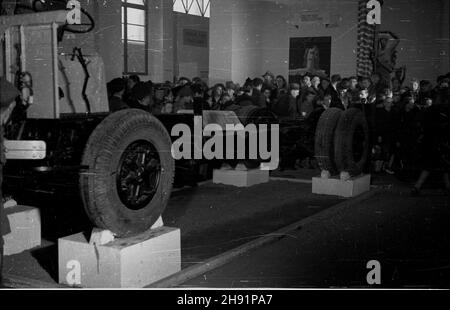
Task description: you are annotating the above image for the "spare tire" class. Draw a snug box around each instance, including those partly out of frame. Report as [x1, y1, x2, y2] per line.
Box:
[80, 109, 175, 237]
[334, 108, 370, 177]
[314, 108, 343, 174]
[234, 105, 277, 126]
[226, 106, 277, 169]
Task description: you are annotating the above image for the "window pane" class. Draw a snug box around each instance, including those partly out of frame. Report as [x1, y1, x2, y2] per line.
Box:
[127, 8, 145, 26]
[190, 2, 201, 16]
[127, 24, 145, 42]
[127, 0, 145, 5]
[173, 0, 210, 18]
[173, 0, 188, 13]
[204, 2, 210, 18]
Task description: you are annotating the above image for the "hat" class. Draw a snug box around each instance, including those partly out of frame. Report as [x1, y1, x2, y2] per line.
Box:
[177, 85, 192, 98]
[133, 82, 152, 101]
[289, 83, 300, 90]
[0, 77, 19, 108]
[262, 71, 275, 79]
[107, 78, 126, 94]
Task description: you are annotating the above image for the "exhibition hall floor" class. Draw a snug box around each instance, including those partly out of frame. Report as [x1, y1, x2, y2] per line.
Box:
[4, 170, 449, 288]
[3, 170, 342, 287]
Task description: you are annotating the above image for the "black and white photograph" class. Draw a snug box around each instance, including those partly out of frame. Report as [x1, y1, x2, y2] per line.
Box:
[0, 0, 449, 299]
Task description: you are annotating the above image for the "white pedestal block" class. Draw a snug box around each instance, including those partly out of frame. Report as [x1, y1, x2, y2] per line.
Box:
[3, 206, 41, 256]
[213, 167, 269, 187]
[58, 226, 181, 288]
[312, 174, 371, 198]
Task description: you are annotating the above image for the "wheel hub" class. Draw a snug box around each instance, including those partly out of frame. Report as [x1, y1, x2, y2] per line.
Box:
[117, 141, 161, 211]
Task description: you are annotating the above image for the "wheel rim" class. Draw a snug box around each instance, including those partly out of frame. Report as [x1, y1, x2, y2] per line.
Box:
[116, 140, 161, 211]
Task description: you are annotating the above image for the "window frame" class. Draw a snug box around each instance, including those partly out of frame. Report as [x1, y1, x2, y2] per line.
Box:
[122, 0, 149, 75]
[173, 0, 210, 18]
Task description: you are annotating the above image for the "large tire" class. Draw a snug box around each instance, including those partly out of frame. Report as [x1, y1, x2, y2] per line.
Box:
[80, 109, 175, 237]
[234, 105, 277, 126]
[314, 108, 343, 174]
[334, 108, 370, 177]
[226, 106, 277, 169]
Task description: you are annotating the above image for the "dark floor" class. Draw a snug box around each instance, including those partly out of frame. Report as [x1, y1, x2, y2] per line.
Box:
[182, 184, 450, 288]
[3, 177, 342, 284]
[4, 170, 450, 288]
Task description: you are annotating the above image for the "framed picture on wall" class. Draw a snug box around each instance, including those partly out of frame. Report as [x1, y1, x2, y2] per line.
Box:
[289, 36, 332, 83]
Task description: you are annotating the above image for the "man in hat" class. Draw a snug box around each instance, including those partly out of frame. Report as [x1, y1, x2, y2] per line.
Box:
[251, 78, 267, 108]
[272, 83, 300, 120]
[128, 81, 154, 112]
[0, 77, 19, 286]
[107, 78, 129, 112]
[174, 85, 193, 112]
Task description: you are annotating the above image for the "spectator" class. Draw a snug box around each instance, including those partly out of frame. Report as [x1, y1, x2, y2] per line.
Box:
[123, 75, 141, 104]
[311, 76, 322, 97]
[262, 71, 275, 89]
[225, 81, 237, 102]
[273, 75, 288, 101]
[348, 76, 360, 105]
[235, 84, 254, 107]
[128, 81, 154, 112]
[127, 75, 141, 91]
[418, 80, 434, 107]
[174, 85, 193, 112]
[177, 77, 191, 87]
[339, 86, 351, 110]
[319, 78, 330, 95]
[251, 78, 267, 108]
[107, 78, 128, 112]
[161, 102, 174, 114]
[262, 86, 273, 109]
[411, 101, 450, 196]
[434, 76, 449, 107]
[392, 77, 403, 104]
[272, 83, 300, 120]
[375, 96, 398, 174]
[275, 75, 288, 92]
[206, 84, 224, 110]
[302, 74, 312, 89]
[326, 74, 343, 108]
[370, 72, 385, 94]
[299, 89, 317, 118]
[192, 77, 203, 84]
[191, 83, 206, 114]
[408, 78, 420, 103]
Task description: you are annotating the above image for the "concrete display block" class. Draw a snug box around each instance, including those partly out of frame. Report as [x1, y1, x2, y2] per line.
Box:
[213, 166, 270, 187]
[312, 174, 371, 198]
[3, 206, 41, 256]
[58, 226, 181, 288]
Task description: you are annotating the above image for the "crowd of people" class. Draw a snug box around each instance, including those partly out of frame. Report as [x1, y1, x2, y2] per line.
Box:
[107, 70, 450, 195]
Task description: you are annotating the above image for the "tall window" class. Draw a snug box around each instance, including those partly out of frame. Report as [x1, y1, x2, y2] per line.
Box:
[173, 0, 210, 18]
[122, 0, 148, 75]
